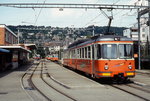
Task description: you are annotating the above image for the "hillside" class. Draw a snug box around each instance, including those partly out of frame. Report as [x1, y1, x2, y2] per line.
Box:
[8, 25, 127, 44]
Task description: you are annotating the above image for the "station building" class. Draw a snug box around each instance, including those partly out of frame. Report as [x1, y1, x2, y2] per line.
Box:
[0, 24, 34, 71]
[0, 24, 18, 45]
[0, 48, 11, 71]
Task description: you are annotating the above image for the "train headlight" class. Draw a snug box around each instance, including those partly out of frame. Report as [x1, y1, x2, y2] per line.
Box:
[104, 65, 109, 70]
[128, 65, 132, 70]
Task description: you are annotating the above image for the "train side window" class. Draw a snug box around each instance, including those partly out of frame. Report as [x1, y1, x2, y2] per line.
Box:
[97, 44, 101, 59]
[71, 50, 73, 59]
[82, 48, 84, 58]
[69, 51, 71, 59]
[73, 50, 75, 59]
[74, 50, 75, 58]
[65, 51, 67, 58]
[67, 51, 69, 58]
[73, 50, 74, 59]
[80, 48, 82, 58]
[71, 50, 72, 58]
[68, 51, 70, 58]
[85, 47, 87, 58]
[88, 46, 91, 58]
[92, 45, 95, 59]
[77, 49, 80, 59]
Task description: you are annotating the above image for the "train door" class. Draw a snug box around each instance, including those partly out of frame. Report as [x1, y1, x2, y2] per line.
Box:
[91, 44, 96, 78]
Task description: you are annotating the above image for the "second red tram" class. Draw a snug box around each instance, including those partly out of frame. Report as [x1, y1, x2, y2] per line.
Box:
[63, 35, 135, 79]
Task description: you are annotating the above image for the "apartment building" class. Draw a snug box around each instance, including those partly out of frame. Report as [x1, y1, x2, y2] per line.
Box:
[123, 27, 138, 41]
[123, 0, 150, 43]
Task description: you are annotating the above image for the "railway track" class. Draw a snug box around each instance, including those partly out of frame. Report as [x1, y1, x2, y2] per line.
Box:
[21, 61, 50, 101]
[22, 60, 150, 101]
[41, 60, 77, 101]
[136, 72, 150, 77]
[51, 60, 150, 101]
[22, 60, 77, 101]
[111, 83, 150, 101]
[127, 83, 150, 93]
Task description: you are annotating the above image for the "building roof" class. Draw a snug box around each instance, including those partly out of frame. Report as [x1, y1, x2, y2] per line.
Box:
[0, 24, 17, 37]
[0, 48, 10, 53]
[0, 46, 31, 53]
[24, 44, 37, 49]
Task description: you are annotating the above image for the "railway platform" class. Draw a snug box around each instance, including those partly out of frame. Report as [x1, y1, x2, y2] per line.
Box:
[136, 69, 150, 74]
[45, 60, 150, 88]
[131, 69, 150, 85]
[0, 61, 33, 101]
[46, 61, 104, 88]
[45, 61, 150, 101]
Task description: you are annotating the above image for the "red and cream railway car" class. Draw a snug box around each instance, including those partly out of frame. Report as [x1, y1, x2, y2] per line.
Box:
[47, 54, 58, 61]
[63, 35, 135, 79]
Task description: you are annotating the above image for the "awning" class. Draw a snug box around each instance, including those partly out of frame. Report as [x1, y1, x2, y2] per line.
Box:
[0, 48, 10, 53]
[0, 46, 31, 53]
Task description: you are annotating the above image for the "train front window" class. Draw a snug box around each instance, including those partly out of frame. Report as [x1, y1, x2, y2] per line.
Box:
[119, 44, 133, 59]
[102, 44, 117, 59]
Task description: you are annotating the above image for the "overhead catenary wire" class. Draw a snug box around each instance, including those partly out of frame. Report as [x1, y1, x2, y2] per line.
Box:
[34, 0, 47, 26]
[83, 12, 103, 27]
[85, 8, 138, 27]
[73, 0, 102, 28]
[82, 0, 137, 27]
[113, 0, 122, 5]
[1, 1, 147, 27]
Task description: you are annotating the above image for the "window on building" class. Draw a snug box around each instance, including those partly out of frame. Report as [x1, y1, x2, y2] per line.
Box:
[5, 31, 9, 42]
[142, 34, 145, 38]
[142, 28, 145, 32]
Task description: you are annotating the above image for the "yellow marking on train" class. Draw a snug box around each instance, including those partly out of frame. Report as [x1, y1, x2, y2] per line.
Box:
[126, 72, 134, 76]
[102, 73, 111, 76]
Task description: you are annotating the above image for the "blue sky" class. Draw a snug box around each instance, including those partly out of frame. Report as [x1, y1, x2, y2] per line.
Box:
[0, 0, 143, 28]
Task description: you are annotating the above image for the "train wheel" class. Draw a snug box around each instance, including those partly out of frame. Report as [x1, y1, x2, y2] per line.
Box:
[91, 74, 96, 78]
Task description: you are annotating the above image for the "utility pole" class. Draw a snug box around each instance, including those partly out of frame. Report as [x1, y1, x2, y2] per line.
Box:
[17, 28, 20, 44]
[148, 0, 150, 42]
[137, 0, 150, 70]
[138, 8, 141, 70]
[92, 25, 95, 36]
